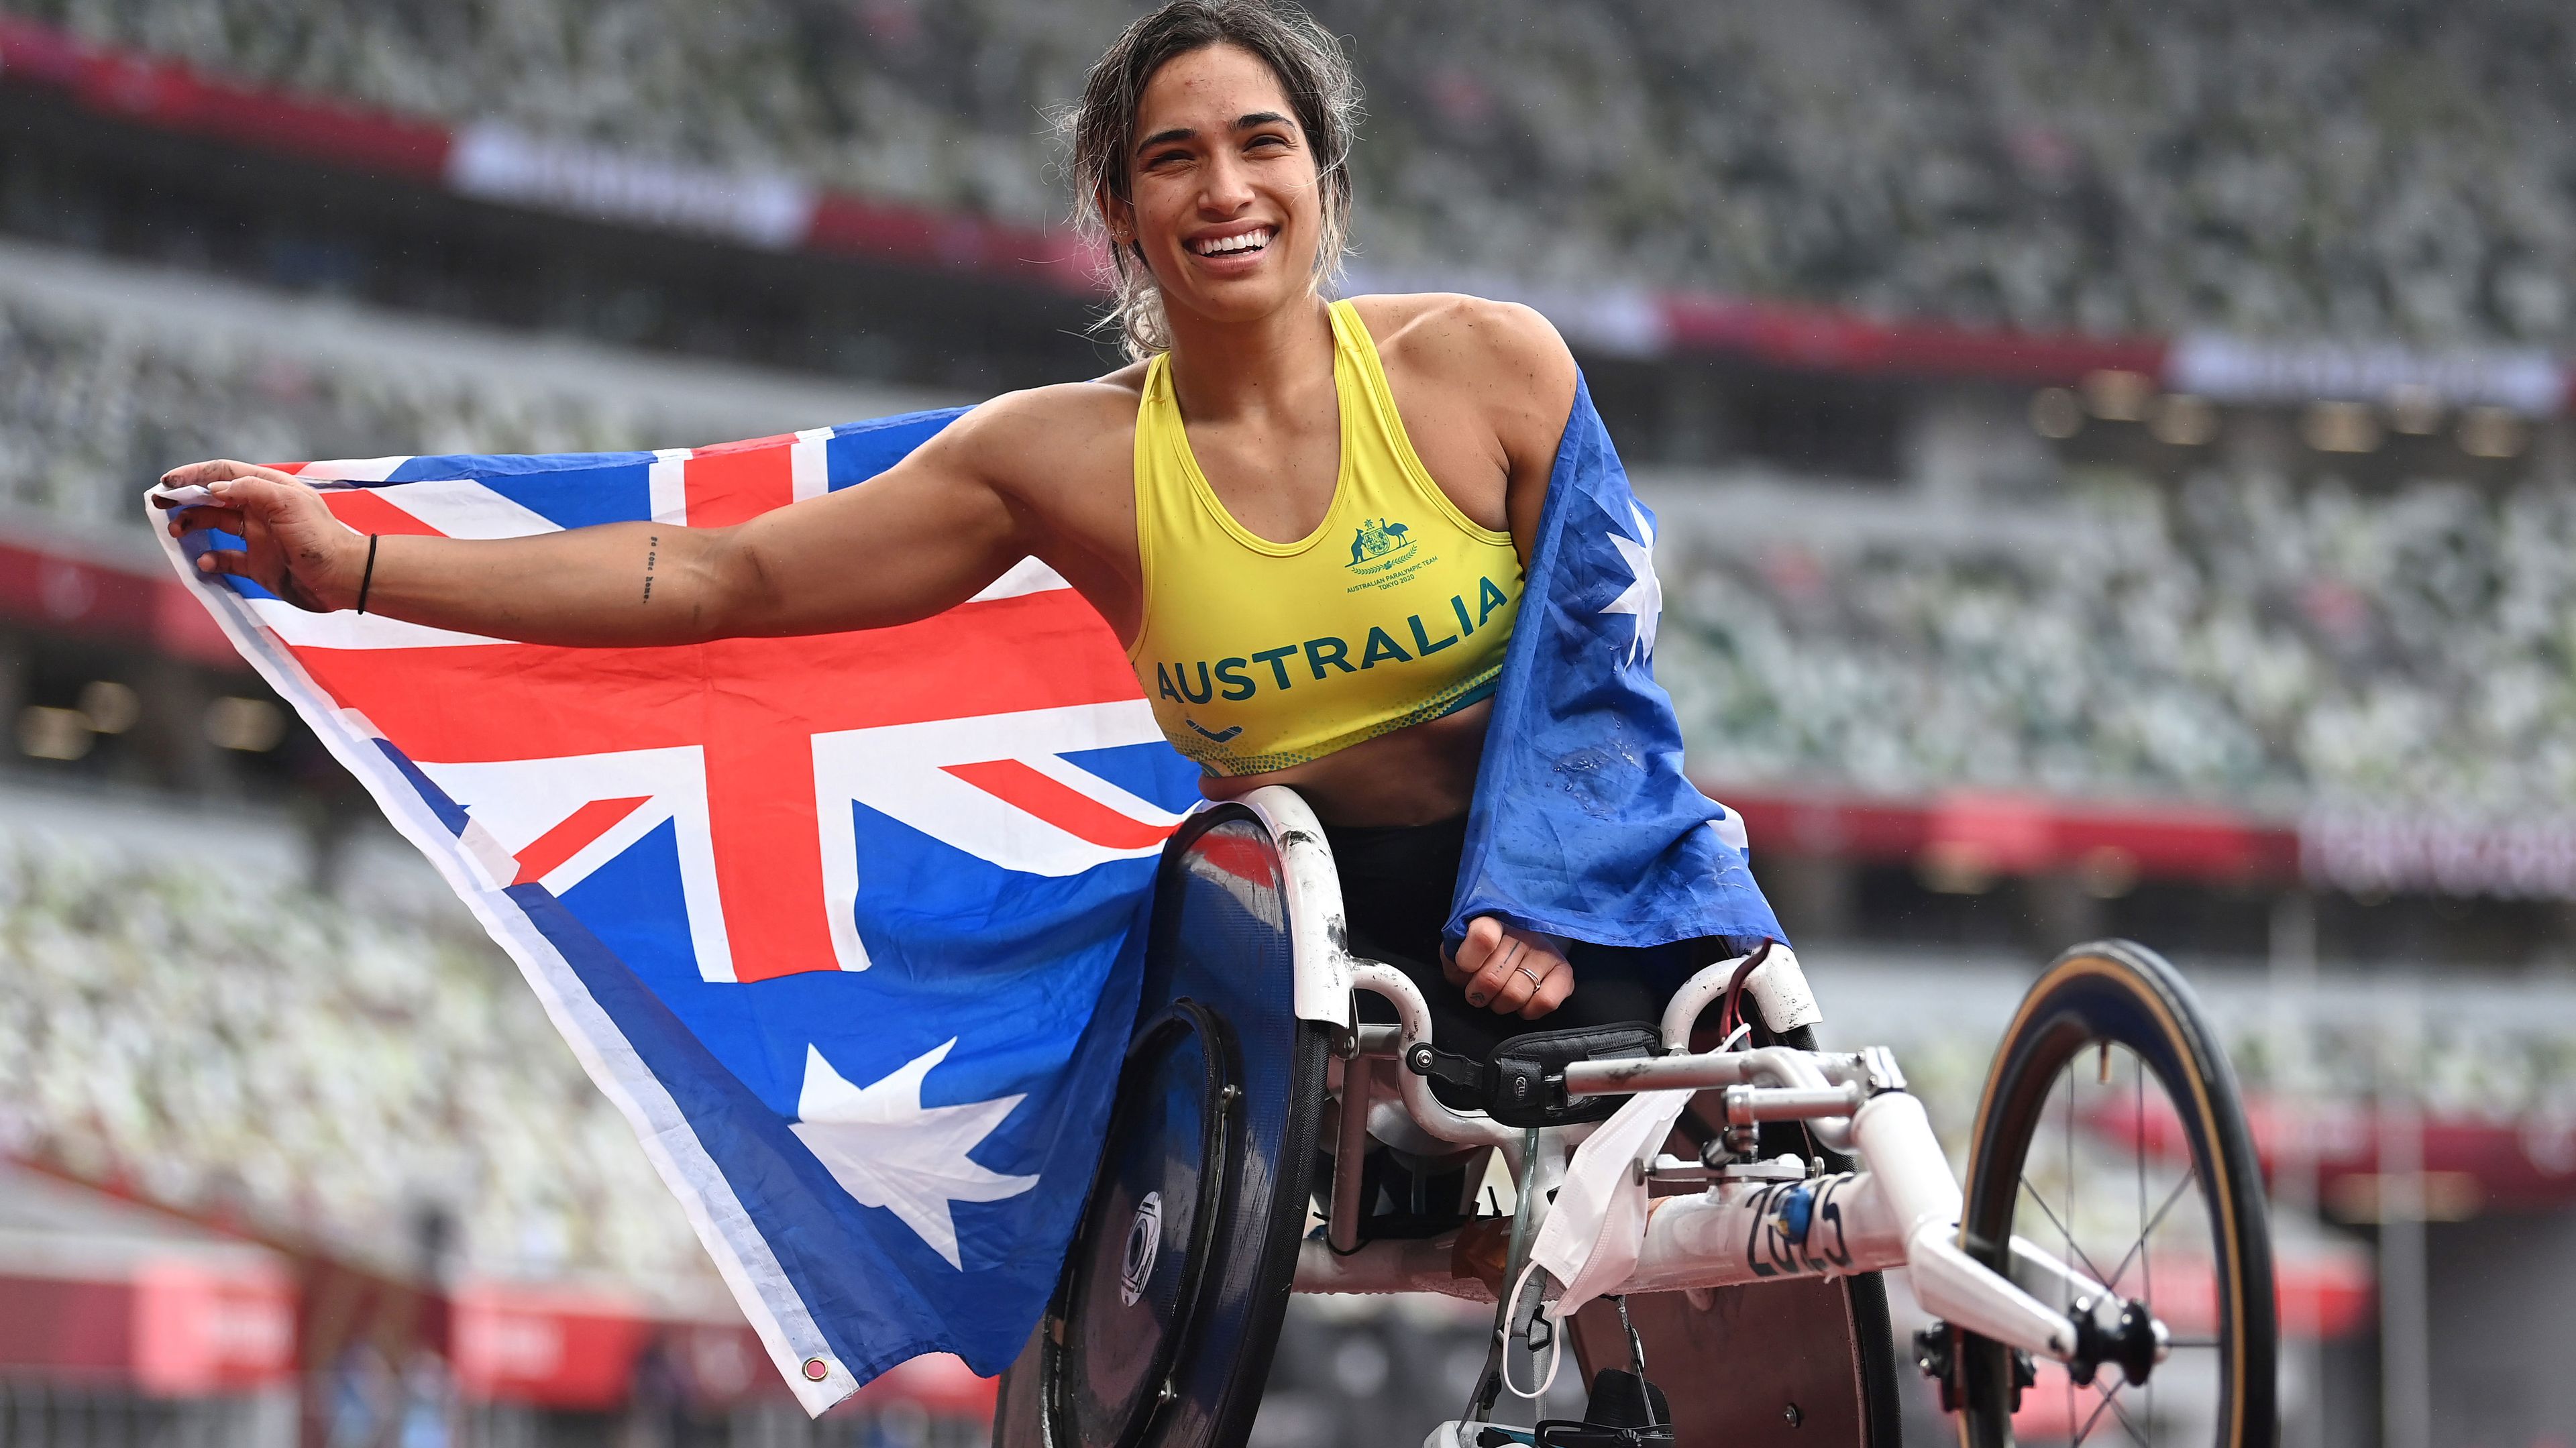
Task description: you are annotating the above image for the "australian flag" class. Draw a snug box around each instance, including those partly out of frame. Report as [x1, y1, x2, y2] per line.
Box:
[152, 378, 1775, 1414]
[152, 413, 1201, 1412]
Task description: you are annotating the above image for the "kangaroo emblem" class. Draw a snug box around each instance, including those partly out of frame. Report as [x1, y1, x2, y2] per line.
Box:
[1347, 518, 1413, 567]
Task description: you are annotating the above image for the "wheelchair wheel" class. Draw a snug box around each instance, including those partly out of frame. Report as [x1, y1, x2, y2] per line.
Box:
[1953, 941, 2275, 1448]
[994, 805, 1330, 1448]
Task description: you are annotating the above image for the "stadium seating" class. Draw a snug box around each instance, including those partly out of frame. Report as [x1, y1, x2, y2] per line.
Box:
[0, 815, 716, 1298]
[0, 294, 644, 535]
[0, 242, 938, 537]
[1656, 461, 2576, 814]
[15, 0, 2576, 345]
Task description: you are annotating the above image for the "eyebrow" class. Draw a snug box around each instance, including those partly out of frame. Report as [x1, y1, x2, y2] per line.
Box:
[1134, 112, 1296, 156]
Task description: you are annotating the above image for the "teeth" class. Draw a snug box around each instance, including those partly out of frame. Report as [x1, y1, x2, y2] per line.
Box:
[1197, 229, 1270, 256]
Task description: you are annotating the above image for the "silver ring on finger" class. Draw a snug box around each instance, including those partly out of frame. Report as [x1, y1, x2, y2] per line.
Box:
[1514, 964, 1544, 989]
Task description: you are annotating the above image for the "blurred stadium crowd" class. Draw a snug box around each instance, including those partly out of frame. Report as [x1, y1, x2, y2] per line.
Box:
[0, 824, 714, 1298]
[15, 0, 2576, 345]
[0, 295, 646, 534]
[1663, 464, 2576, 814]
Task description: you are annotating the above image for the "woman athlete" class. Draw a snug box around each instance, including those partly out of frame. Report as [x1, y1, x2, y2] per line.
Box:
[160, 0, 1675, 1062]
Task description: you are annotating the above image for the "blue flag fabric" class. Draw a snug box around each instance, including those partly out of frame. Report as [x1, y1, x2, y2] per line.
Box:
[1446, 378, 1785, 956]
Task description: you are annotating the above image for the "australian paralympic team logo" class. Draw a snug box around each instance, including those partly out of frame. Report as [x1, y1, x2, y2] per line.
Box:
[1345, 516, 1436, 594]
[1346, 516, 1415, 573]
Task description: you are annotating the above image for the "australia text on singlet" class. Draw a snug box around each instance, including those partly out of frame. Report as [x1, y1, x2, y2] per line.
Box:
[1126, 300, 1524, 776]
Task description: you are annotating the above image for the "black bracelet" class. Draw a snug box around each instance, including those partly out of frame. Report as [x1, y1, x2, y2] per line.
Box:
[356, 533, 380, 614]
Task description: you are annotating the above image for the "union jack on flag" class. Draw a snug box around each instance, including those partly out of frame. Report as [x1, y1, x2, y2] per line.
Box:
[153, 411, 1201, 1412]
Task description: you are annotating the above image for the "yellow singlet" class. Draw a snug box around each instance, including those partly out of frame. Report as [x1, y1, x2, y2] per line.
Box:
[1126, 299, 1524, 776]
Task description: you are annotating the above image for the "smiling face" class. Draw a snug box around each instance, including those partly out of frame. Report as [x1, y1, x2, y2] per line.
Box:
[1108, 42, 1328, 335]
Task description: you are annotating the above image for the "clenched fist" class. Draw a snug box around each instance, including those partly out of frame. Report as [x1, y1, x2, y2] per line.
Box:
[1442, 915, 1574, 1019]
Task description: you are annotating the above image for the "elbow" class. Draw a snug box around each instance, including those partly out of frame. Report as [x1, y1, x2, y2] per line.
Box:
[692, 528, 774, 640]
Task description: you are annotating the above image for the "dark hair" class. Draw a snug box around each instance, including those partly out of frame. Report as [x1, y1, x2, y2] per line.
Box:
[1064, 0, 1360, 359]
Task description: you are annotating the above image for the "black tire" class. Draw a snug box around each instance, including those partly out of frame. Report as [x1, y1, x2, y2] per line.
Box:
[995, 806, 1329, 1448]
[1955, 941, 2276, 1448]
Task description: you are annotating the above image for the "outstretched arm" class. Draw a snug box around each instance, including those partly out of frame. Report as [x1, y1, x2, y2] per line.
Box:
[163, 401, 1042, 648]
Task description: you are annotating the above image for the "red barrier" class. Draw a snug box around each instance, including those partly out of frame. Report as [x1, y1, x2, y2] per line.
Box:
[1660, 295, 2168, 385]
[0, 1258, 294, 1394]
[0, 17, 449, 178]
[9, 12, 2568, 406]
[0, 1273, 139, 1384]
[1718, 786, 2301, 888]
[133, 1258, 298, 1395]
[449, 1281, 653, 1410]
[0, 537, 244, 665]
[803, 192, 1095, 292]
[445, 1280, 998, 1414]
[849, 1352, 1000, 1418]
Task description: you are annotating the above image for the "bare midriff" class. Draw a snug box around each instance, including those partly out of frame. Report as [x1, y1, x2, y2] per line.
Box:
[1195, 698, 1490, 827]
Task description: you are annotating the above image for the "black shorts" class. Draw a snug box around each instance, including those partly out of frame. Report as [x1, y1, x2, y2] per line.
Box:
[1322, 814, 1733, 1065]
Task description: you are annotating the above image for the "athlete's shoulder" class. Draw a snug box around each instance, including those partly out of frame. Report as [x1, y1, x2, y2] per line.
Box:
[959, 368, 1146, 434]
[1348, 293, 1578, 465]
[938, 371, 1144, 478]
[1346, 292, 1575, 384]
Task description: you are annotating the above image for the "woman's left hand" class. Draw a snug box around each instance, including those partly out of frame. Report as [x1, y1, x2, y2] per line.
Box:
[1443, 916, 1574, 1019]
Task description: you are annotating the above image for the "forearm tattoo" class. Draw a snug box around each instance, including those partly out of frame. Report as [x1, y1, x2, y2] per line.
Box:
[642, 534, 658, 603]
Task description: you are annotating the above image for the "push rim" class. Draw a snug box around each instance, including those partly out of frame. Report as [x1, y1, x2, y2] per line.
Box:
[1955, 941, 2277, 1448]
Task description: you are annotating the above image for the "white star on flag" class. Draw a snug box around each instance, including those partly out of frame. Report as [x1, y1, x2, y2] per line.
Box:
[1601, 501, 1662, 667]
[789, 1038, 1038, 1270]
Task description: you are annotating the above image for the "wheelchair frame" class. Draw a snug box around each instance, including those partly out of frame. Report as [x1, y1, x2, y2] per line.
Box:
[1230, 785, 2169, 1385]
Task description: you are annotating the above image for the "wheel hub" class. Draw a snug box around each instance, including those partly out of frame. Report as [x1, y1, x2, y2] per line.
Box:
[2067, 1295, 2167, 1388]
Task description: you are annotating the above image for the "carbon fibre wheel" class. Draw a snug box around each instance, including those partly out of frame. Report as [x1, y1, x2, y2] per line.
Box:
[1952, 942, 2276, 1448]
[994, 806, 1328, 1448]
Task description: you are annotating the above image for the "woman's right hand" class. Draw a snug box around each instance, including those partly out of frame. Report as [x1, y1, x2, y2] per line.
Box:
[158, 459, 367, 612]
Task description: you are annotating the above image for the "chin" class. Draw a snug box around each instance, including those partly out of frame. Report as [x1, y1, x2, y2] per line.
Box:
[1170, 270, 1316, 327]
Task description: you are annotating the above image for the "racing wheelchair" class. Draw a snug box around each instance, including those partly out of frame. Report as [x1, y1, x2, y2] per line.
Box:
[996, 790, 2277, 1448]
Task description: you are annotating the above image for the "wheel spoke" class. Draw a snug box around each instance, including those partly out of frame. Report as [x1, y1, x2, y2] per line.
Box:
[2104, 1165, 2198, 1296]
[2104, 1386, 2154, 1447]
[2136, 1057, 2148, 1301]
[2065, 1056, 2078, 1291]
[2020, 1173, 2116, 1290]
[2071, 1381, 2121, 1445]
[2138, 1055, 2154, 1441]
[2070, 1374, 2159, 1448]
[2064, 1056, 2080, 1444]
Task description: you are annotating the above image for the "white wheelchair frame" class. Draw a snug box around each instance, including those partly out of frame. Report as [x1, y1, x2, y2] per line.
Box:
[1231, 785, 2165, 1382]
